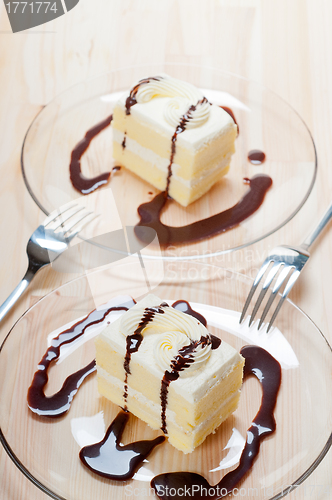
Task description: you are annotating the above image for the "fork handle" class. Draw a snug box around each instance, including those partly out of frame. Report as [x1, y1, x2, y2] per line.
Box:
[301, 200, 332, 251]
[0, 267, 36, 323]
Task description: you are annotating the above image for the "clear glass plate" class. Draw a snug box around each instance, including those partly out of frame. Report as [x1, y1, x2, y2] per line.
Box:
[21, 64, 317, 259]
[1, 260, 331, 500]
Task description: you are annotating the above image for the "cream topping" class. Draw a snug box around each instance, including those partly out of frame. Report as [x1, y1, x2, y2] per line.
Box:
[134, 75, 210, 129]
[116, 83, 236, 152]
[120, 304, 213, 375]
[155, 330, 212, 374]
[99, 294, 243, 403]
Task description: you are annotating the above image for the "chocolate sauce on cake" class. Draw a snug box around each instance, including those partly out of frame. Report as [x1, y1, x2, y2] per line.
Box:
[79, 410, 165, 480]
[124, 80, 208, 197]
[125, 76, 163, 115]
[221, 106, 239, 134]
[248, 149, 266, 165]
[151, 345, 281, 499]
[159, 315, 220, 436]
[172, 300, 221, 348]
[160, 336, 211, 434]
[70, 114, 113, 194]
[123, 305, 166, 408]
[172, 300, 207, 327]
[27, 302, 134, 417]
[122, 132, 127, 150]
[136, 175, 272, 245]
[165, 97, 209, 193]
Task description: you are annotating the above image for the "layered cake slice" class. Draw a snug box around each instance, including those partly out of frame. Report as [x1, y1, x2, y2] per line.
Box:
[112, 74, 237, 207]
[95, 294, 244, 453]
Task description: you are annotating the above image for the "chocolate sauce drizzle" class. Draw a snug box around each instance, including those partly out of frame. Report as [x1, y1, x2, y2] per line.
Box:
[160, 302, 220, 435]
[122, 132, 127, 150]
[79, 410, 165, 481]
[221, 106, 239, 134]
[125, 76, 163, 115]
[151, 345, 282, 499]
[248, 149, 266, 165]
[70, 114, 113, 194]
[165, 97, 208, 193]
[27, 303, 132, 417]
[172, 300, 207, 327]
[172, 300, 221, 349]
[123, 305, 166, 408]
[136, 175, 272, 246]
[160, 332, 218, 435]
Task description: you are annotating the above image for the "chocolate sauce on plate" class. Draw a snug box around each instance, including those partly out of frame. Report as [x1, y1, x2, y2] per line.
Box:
[79, 410, 165, 481]
[27, 294, 281, 492]
[136, 175, 272, 246]
[27, 303, 132, 417]
[151, 345, 281, 499]
[27, 297, 165, 480]
[248, 149, 266, 165]
[70, 114, 113, 194]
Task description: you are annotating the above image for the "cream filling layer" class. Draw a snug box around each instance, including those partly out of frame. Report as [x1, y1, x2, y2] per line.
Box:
[113, 129, 232, 189]
[97, 366, 240, 435]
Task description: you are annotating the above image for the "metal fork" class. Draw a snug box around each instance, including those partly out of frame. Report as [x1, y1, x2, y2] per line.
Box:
[0, 203, 96, 323]
[240, 200, 332, 332]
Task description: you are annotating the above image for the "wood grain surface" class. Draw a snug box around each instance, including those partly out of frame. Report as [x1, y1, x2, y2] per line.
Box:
[0, 1, 331, 499]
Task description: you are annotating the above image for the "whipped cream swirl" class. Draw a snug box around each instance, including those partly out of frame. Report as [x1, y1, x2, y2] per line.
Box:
[134, 75, 210, 129]
[120, 303, 213, 375]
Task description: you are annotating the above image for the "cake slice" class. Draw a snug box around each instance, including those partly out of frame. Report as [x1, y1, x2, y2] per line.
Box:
[95, 294, 244, 454]
[112, 74, 237, 207]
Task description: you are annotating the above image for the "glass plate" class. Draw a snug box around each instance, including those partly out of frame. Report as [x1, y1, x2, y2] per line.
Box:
[21, 64, 317, 260]
[1, 260, 331, 500]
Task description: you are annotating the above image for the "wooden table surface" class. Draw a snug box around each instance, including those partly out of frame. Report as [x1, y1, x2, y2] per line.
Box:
[0, 1, 331, 499]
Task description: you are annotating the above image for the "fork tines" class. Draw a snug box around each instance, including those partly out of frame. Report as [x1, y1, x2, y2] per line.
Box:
[45, 203, 97, 238]
[240, 246, 309, 333]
